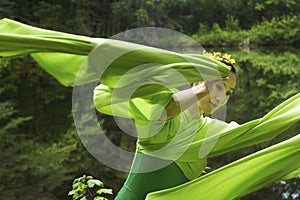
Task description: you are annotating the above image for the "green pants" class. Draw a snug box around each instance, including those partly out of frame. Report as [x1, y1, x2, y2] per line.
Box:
[115, 152, 189, 200]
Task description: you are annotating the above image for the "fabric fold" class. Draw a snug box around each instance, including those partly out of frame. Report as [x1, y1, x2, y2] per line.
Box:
[146, 133, 300, 200]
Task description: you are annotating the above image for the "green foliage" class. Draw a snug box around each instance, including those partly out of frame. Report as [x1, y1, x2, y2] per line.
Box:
[0, 58, 32, 136]
[254, 0, 300, 18]
[68, 175, 113, 200]
[225, 15, 240, 31]
[134, 8, 150, 27]
[192, 23, 249, 47]
[250, 15, 300, 45]
[0, 56, 99, 200]
[193, 14, 300, 47]
[0, 55, 127, 199]
[0, 123, 87, 200]
[0, 101, 32, 137]
[110, 0, 185, 32]
[0, 0, 15, 18]
[226, 48, 300, 122]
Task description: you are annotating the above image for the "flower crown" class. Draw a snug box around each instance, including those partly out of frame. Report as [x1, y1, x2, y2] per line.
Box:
[203, 51, 235, 65]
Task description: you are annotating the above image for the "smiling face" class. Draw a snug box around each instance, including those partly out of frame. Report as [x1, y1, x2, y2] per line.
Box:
[197, 72, 237, 114]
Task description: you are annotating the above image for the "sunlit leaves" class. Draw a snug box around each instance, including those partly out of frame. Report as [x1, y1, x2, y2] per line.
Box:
[68, 175, 113, 200]
[250, 15, 300, 45]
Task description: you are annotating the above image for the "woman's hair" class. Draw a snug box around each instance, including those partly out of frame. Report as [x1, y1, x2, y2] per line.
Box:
[203, 51, 237, 77]
[221, 61, 237, 76]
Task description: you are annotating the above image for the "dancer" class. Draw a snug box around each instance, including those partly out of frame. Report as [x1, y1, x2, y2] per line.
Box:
[93, 52, 299, 199]
[0, 18, 299, 200]
[106, 54, 238, 200]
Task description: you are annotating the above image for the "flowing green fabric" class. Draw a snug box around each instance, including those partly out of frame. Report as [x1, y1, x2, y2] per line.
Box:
[1, 18, 300, 199]
[146, 132, 300, 200]
[0, 18, 230, 87]
[0, 18, 104, 86]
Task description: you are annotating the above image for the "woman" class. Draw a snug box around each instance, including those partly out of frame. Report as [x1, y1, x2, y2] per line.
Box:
[0, 18, 299, 200]
[109, 55, 237, 200]
[92, 47, 299, 199]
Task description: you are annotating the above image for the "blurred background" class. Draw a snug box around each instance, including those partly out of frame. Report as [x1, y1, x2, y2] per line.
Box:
[0, 0, 299, 199]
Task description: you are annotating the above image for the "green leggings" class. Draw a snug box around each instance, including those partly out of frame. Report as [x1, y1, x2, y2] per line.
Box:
[115, 152, 189, 200]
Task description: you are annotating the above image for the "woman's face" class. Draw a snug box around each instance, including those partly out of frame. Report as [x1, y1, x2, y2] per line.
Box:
[197, 72, 237, 114]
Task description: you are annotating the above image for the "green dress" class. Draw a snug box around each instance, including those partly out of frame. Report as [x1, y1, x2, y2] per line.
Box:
[95, 83, 300, 199]
[0, 18, 300, 200]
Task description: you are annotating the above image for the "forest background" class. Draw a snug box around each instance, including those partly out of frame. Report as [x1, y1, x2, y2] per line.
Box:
[0, 0, 299, 199]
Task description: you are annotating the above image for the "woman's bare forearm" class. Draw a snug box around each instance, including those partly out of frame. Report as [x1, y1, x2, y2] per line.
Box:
[162, 83, 207, 120]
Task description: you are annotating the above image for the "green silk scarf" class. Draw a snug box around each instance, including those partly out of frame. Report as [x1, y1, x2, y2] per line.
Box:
[146, 130, 300, 200]
[1, 18, 299, 200]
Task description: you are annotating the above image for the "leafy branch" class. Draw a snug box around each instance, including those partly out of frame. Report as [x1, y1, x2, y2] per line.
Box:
[68, 175, 113, 200]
